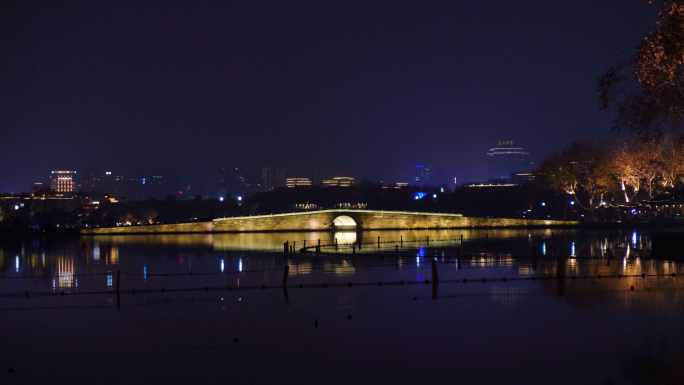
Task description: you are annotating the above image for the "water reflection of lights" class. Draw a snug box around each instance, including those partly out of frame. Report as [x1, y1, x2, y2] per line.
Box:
[239, 258, 242, 272]
[15, 255, 19, 272]
[334, 231, 357, 244]
[144, 265, 147, 281]
[57, 257, 74, 288]
[107, 274, 113, 289]
[287, 261, 312, 276]
[490, 285, 527, 306]
[93, 242, 100, 262]
[221, 259, 224, 273]
[110, 247, 119, 265]
[632, 231, 638, 247]
[570, 242, 575, 257]
[542, 243, 546, 255]
[324, 261, 355, 277]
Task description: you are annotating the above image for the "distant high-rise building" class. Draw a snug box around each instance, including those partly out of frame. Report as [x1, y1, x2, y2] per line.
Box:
[487, 141, 530, 181]
[50, 171, 76, 194]
[413, 165, 432, 184]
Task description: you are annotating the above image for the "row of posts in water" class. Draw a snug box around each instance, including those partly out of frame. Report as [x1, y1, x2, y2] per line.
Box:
[283, 234, 466, 255]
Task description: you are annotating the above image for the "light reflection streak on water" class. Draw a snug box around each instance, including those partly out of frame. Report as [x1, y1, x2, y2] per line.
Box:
[324, 261, 355, 277]
[542, 243, 546, 256]
[221, 259, 224, 273]
[571, 242, 575, 257]
[107, 274, 113, 289]
[632, 231, 638, 247]
[15, 256, 19, 272]
[57, 257, 74, 289]
[144, 265, 147, 282]
[239, 259, 242, 272]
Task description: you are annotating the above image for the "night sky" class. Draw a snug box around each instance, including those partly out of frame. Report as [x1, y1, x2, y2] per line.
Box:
[0, 1, 658, 192]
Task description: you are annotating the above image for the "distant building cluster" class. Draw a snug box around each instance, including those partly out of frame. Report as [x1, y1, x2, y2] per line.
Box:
[23, 141, 536, 202]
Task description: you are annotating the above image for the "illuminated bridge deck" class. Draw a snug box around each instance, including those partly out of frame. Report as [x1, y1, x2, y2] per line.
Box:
[80, 209, 577, 234]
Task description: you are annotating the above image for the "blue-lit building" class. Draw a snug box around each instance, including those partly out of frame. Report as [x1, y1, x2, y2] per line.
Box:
[413, 165, 432, 185]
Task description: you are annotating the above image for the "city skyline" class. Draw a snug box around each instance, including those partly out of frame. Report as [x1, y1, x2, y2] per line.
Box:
[1, 1, 658, 192]
[5, 139, 529, 196]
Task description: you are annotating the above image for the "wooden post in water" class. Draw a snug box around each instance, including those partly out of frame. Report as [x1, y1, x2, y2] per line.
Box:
[556, 256, 565, 279]
[400, 235, 403, 247]
[283, 265, 290, 288]
[378, 236, 380, 248]
[335, 238, 338, 251]
[284, 241, 289, 258]
[116, 270, 121, 310]
[352, 244, 356, 266]
[395, 245, 399, 270]
[431, 259, 439, 283]
[556, 256, 566, 297]
[457, 247, 461, 270]
[303, 240, 306, 251]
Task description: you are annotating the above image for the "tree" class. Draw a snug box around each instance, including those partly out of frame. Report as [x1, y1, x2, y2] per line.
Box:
[539, 141, 615, 219]
[657, 132, 684, 186]
[611, 139, 645, 202]
[598, 1, 684, 140]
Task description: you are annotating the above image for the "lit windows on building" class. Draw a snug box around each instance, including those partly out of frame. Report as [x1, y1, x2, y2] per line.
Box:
[286, 178, 312, 188]
[322, 177, 354, 187]
[413, 165, 432, 184]
[295, 203, 318, 210]
[334, 202, 367, 209]
[487, 142, 530, 182]
[50, 171, 76, 194]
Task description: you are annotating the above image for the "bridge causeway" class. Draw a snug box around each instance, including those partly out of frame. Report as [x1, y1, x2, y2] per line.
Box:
[80, 209, 576, 234]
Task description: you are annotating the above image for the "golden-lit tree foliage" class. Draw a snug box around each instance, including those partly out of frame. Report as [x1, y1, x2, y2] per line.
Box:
[539, 137, 684, 216]
[612, 139, 647, 202]
[598, 0, 684, 140]
[539, 141, 615, 218]
[657, 132, 684, 186]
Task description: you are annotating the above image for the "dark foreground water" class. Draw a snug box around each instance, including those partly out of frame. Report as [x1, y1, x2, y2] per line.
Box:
[1, 229, 683, 385]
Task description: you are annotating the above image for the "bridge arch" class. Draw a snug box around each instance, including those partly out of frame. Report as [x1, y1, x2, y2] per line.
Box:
[332, 215, 357, 229]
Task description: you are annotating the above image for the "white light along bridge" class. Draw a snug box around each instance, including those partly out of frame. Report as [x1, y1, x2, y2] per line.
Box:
[80, 209, 577, 234]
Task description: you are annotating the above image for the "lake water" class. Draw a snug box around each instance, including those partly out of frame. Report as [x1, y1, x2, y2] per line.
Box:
[1, 229, 683, 384]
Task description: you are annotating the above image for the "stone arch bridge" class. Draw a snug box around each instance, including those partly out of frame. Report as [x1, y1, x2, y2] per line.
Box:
[80, 209, 575, 234]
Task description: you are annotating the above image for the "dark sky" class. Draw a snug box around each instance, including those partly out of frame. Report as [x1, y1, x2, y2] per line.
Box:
[0, 1, 658, 192]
